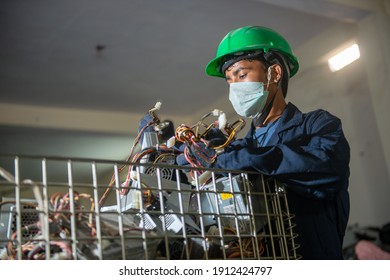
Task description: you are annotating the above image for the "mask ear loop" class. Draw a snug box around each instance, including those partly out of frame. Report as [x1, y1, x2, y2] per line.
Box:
[266, 67, 272, 89]
[253, 66, 278, 127]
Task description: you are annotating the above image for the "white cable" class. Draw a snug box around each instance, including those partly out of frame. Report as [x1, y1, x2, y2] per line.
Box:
[0, 166, 15, 183]
[24, 179, 44, 212]
[218, 112, 227, 130]
[24, 179, 46, 235]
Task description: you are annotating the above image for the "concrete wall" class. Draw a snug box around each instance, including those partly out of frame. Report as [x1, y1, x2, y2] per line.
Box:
[288, 14, 390, 227]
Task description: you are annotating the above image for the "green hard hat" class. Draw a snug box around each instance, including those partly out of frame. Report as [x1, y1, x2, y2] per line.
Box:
[205, 26, 299, 78]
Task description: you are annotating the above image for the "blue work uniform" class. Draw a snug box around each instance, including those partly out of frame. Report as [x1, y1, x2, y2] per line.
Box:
[214, 102, 350, 260]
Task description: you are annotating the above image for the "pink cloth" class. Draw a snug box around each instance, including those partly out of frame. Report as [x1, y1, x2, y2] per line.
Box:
[355, 240, 390, 260]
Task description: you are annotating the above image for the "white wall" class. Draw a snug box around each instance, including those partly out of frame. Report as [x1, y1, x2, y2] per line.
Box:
[288, 15, 390, 228]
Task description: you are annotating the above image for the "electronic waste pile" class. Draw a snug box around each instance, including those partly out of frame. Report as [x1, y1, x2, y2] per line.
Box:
[0, 103, 299, 260]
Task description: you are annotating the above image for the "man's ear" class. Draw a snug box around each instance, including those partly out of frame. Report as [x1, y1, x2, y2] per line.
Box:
[271, 64, 283, 83]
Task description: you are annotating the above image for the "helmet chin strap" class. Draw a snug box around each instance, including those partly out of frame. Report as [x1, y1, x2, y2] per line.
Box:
[253, 67, 280, 127]
[252, 91, 277, 127]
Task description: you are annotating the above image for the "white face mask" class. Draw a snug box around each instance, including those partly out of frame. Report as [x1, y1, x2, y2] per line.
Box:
[229, 81, 269, 118]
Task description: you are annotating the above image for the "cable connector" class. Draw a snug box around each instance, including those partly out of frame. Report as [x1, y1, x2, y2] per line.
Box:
[166, 136, 176, 148]
[218, 112, 227, 130]
[212, 109, 222, 116]
[154, 101, 162, 111]
[149, 101, 162, 123]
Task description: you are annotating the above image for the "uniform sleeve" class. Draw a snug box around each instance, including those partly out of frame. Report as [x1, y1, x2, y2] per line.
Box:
[214, 111, 350, 200]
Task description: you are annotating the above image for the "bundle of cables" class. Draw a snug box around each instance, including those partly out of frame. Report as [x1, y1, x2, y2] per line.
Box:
[222, 228, 265, 259]
[2, 188, 147, 260]
[175, 109, 245, 182]
[3, 190, 96, 259]
[99, 102, 178, 207]
[98, 104, 245, 205]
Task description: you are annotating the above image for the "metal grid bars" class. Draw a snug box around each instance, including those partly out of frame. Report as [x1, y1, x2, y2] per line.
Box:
[0, 155, 299, 260]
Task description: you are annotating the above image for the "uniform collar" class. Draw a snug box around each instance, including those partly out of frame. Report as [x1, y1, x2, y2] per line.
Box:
[248, 102, 303, 142]
[251, 102, 303, 130]
[276, 102, 304, 132]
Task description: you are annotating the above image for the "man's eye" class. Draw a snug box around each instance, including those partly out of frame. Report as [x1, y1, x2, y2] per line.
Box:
[239, 73, 247, 79]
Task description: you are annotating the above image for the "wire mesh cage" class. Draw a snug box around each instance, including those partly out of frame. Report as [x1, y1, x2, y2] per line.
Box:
[0, 155, 299, 260]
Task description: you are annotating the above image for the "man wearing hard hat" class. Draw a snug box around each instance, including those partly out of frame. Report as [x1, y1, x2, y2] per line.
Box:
[205, 26, 350, 260]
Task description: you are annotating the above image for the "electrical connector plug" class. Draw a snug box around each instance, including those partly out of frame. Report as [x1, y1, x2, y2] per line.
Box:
[166, 136, 176, 148]
[154, 101, 162, 111]
[218, 112, 227, 130]
[210, 109, 227, 130]
[212, 109, 221, 116]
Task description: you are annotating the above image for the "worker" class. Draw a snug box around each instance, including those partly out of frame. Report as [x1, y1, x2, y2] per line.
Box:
[202, 25, 351, 260]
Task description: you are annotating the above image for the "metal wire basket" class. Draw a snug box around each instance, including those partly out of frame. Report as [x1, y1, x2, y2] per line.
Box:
[0, 155, 299, 260]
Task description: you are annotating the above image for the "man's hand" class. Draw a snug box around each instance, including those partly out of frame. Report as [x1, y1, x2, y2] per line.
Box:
[176, 141, 216, 168]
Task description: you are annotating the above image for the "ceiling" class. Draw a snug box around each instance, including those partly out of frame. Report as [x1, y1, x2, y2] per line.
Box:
[0, 0, 375, 180]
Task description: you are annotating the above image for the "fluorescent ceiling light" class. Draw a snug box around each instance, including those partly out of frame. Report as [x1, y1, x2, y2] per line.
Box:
[328, 43, 360, 72]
